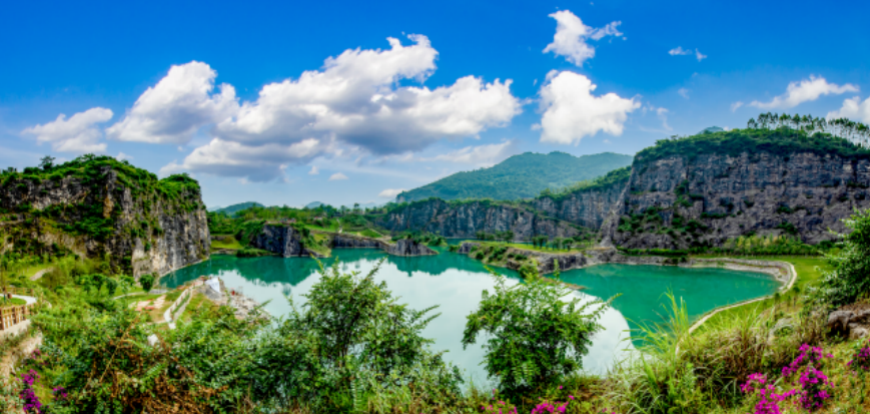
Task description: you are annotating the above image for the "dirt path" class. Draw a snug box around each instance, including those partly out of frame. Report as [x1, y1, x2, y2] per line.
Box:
[30, 267, 52, 281]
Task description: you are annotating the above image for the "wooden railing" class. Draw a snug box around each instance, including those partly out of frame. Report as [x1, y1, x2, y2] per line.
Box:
[0, 303, 34, 331]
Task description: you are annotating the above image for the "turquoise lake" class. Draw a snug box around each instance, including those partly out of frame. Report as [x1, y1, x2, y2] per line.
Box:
[160, 248, 779, 386]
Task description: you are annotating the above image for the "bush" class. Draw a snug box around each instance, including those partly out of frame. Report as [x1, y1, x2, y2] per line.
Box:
[139, 273, 154, 293]
[820, 208, 870, 307]
[462, 269, 612, 394]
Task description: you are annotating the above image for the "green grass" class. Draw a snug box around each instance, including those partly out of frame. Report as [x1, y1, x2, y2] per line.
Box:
[21, 262, 54, 279]
[210, 235, 243, 250]
[690, 255, 829, 333]
[359, 228, 383, 238]
[477, 240, 591, 254]
[0, 297, 27, 307]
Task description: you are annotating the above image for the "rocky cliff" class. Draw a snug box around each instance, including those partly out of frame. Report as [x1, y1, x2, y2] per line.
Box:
[607, 145, 870, 249]
[530, 167, 630, 230]
[250, 224, 321, 257]
[0, 156, 210, 276]
[249, 226, 435, 257]
[372, 199, 584, 240]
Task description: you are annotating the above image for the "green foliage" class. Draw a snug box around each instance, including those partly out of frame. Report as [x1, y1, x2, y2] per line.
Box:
[820, 208, 870, 307]
[237, 247, 273, 257]
[715, 234, 819, 256]
[635, 124, 870, 165]
[537, 166, 632, 202]
[255, 260, 462, 410]
[462, 270, 612, 394]
[139, 273, 154, 292]
[398, 151, 633, 202]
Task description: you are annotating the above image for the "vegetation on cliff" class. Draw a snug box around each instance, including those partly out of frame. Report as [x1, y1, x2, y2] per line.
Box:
[536, 166, 631, 202]
[397, 151, 633, 202]
[635, 114, 870, 165]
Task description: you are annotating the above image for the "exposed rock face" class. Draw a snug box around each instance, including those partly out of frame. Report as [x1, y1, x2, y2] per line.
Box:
[607, 152, 870, 249]
[0, 165, 209, 277]
[250, 224, 313, 257]
[374, 199, 582, 240]
[384, 238, 436, 256]
[531, 182, 626, 230]
[827, 307, 870, 340]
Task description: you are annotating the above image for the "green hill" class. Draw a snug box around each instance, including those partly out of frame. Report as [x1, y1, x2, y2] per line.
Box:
[396, 152, 634, 202]
[212, 202, 264, 216]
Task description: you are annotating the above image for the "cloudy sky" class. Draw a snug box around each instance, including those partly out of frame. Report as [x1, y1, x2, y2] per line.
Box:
[2, 0, 869, 208]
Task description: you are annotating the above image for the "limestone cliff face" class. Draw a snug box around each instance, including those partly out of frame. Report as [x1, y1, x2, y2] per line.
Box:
[607, 152, 870, 249]
[531, 181, 626, 230]
[250, 224, 313, 257]
[374, 199, 582, 240]
[0, 164, 210, 276]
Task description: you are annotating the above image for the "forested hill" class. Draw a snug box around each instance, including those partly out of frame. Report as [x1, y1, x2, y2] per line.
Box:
[396, 152, 633, 202]
[211, 202, 264, 216]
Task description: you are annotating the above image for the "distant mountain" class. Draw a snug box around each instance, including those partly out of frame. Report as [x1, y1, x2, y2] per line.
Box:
[212, 202, 264, 216]
[701, 126, 725, 134]
[305, 201, 325, 208]
[397, 151, 634, 202]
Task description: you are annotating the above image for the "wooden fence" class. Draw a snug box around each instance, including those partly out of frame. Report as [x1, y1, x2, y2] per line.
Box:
[0, 303, 35, 331]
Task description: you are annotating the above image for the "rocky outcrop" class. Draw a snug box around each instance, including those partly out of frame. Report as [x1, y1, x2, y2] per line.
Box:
[0, 161, 209, 277]
[827, 307, 870, 340]
[373, 199, 583, 241]
[332, 234, 435, 256]
[384, 238, 435, 256]
[250, 224, 319, 257]
[531, 177, 628, 230]
[607, 152, 870, 249]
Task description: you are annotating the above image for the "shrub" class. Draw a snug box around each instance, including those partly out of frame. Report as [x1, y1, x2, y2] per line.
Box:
[820, 208, 870, 307]
[462, 269, 612, 394]
[139, 273, 154, 292]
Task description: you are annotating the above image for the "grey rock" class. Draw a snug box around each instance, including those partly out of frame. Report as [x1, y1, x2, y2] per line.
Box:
[827, 310, 854, 332]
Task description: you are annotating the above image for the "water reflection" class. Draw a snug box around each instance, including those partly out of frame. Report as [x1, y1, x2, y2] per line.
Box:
[162, 249, 778, 385]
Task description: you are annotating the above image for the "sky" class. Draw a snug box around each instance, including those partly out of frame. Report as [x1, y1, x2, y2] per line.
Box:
[2, 0, 869, 209]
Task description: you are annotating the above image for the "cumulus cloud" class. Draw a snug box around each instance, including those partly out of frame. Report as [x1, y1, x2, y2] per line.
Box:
[22, 107, 113, 153]
[378, 188, 406, 198]
[308, 166, 319, 175]
[828, 96, 870, 123]
[161, 138, 326, 181]
[329, 172, 349, 181]
[750, 75, 859, 109]
[160, 35, 520, 181]
[543, 10, 622, 66]
[668, 47, 692, 56]
[426, 141, 516, 167]
[107, 61, 238, 144]
[116, 152, 133, 161]
[536, 71, 640, 145]
[730, 101, 744, 112]
[695, 49, 707, 61]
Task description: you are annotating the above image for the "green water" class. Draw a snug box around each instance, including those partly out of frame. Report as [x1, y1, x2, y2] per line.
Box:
[161, 249, 779, 385]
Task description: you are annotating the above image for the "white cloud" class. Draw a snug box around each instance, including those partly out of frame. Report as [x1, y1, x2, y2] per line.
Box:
[827, 96, 870, 123]
[116, 152, 133, 161]
[750, 75, 859, 109]
[308, 165, 319, 175]
[668, 47, 692, 56]
[730, 101, 744, 112]
[695, 49, 707, 62]
[427, 141, 516, 167]
[677, 88, 690, 99]
[543, 10, 622, 66]
[378, 188, 406, 198]
[329, 172, 349, 181]
[537, 71, 640, 145]
[162, 35, 519, 181]
[161, 138, 326, 181]
[22, 107, 113, 153]
[107, 61, 238, 144]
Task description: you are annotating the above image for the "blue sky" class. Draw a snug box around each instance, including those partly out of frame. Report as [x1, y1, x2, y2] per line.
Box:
[2, 0, 869, 208]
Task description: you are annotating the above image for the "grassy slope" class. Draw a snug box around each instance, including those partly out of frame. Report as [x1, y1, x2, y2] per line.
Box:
[398, 151, 633, 202]
[692, 255, 830, 332]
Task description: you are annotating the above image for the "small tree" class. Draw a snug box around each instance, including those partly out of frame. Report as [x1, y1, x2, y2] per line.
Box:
[40, 155, 55, 170]
[139, 274, 155, 293]
[463, 266, 612, 394]
[820, 208, 870, 307]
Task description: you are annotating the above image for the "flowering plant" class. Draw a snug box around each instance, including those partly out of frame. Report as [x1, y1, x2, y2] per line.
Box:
[847, 339, 870, 373]
[0, 376, 24, 413]
[781, 344, 834, 412]
[740, 373, 795, 414]
[20, 369, 43, 414]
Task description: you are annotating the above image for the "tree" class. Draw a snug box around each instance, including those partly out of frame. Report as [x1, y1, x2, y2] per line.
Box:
[40, 155, 55, 170]
[139, 274, 155, 293]
[462, 266, 612, 394]
[819, 208, 870, 307]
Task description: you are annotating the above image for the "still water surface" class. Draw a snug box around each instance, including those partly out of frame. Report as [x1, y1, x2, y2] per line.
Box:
[161, 248, 779, 385]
